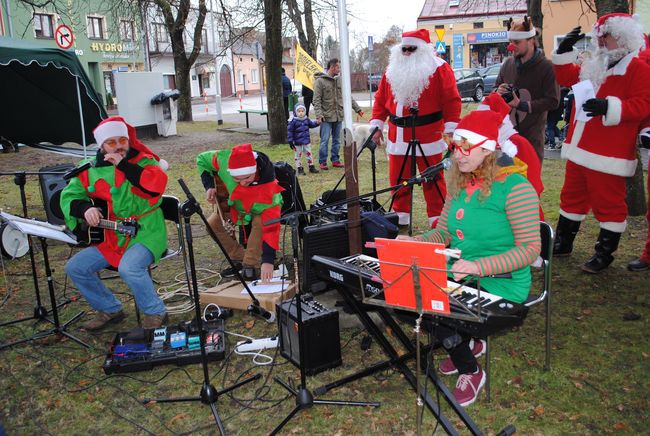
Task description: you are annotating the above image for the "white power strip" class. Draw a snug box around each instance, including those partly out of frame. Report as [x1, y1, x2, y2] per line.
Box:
[236, 336, 279, 353]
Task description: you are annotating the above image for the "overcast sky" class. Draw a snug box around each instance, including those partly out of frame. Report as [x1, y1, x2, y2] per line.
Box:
[335, 0, 425, 49]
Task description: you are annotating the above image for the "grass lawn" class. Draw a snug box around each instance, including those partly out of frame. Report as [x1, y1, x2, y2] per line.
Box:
[0, 114, 648, 434]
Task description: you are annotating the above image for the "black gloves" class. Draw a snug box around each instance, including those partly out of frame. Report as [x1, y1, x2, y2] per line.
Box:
[640, 134, 650, 149]
[288, 141, 295, 150]
[557, 26, 585, 54]
[583, 98, 608, 117]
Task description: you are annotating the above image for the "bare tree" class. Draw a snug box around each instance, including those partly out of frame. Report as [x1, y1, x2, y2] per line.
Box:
[264, 0, 286, 144]
[151, 0, 207, 122]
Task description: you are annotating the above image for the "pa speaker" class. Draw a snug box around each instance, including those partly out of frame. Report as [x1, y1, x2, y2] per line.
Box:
[39, 164, 74, 226]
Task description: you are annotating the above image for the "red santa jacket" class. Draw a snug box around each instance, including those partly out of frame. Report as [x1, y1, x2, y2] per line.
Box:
[370, 57, 461, 156]
[553, 50, 650, 177]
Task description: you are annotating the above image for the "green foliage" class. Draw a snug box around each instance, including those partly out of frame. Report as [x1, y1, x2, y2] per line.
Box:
[0, 115, 648, 434]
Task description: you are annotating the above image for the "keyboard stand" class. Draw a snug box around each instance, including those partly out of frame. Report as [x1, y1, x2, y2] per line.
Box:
[313, 284, 482, 435]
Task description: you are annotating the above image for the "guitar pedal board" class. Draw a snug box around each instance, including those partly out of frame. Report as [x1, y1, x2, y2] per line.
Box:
[102, 319, 226, 374]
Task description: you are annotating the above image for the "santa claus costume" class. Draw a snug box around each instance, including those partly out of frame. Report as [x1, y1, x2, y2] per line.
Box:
[552, 13, 650, 273]
[370, 29, 461, 227]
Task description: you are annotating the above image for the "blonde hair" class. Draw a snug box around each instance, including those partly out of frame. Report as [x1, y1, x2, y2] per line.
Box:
[447, 142, 498, 201]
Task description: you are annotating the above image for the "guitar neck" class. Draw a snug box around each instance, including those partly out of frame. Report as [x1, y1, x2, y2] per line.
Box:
[97, 219, 119, 231]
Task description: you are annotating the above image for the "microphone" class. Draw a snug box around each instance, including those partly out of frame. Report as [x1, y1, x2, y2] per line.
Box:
[63, 161, 94, 180]
[247, 303, 276, 323]
[415, 158, 452, 183]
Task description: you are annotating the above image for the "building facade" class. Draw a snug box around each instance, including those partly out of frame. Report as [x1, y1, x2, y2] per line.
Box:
[417, 0, 597, 69]
[1, 0, 235, 106]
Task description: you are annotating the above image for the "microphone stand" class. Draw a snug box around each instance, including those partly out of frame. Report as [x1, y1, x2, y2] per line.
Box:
[321, 127, 380, 208]
[270, 213, 380, 436]
[171, 178, 274, 323]
[142, 179, 261, 435]
[387, 108, 445, 236]
[0, 171, 73, 335]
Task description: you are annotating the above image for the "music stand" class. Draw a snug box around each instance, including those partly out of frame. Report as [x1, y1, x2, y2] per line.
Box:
[142, 179, 261, 435]
[0, 211, 89, 350]
[0, 171, 71, 330]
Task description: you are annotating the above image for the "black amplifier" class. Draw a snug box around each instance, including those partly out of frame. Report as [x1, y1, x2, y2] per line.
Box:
[277, 296, 341, 375]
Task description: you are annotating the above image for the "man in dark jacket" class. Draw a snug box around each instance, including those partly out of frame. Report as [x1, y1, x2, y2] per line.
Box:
[282, 68, 292, 121]
[496, 16, 559, 162]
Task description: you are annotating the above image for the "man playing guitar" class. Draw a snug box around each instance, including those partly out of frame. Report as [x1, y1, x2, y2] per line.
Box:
[61, 117, 169, 330]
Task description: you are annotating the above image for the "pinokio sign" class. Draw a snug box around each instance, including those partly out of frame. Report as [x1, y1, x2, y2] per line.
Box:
[466, 31, 508, 44]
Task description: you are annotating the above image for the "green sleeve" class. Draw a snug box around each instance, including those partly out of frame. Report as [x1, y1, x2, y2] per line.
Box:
[60, 177, 89, 231]
[196, 150, 218, 177]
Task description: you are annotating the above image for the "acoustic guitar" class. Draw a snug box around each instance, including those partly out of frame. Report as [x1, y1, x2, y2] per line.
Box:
[73, 199, 138, 245]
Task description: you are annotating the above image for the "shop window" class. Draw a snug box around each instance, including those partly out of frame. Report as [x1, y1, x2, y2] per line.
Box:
[87, 16, 105, 39]
[435, 25, 444, 30]
[34, 13, 54, 38]
[473, 22, 484, 29]
[163, 74, 176, 90]
[120, 19, 135, 42]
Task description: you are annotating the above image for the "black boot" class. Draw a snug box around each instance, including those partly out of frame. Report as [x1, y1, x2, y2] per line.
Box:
[581, 228, 622, 274]
[553, 215, 581, 256]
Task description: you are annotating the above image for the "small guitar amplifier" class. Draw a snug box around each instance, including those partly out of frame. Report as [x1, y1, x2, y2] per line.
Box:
[277, 295, 341, 375]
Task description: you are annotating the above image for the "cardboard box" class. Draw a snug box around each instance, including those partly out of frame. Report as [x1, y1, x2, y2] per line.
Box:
[200, 280, 297, 314]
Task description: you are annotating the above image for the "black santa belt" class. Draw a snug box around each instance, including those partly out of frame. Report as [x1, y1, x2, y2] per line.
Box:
[389, 111, 443, 128]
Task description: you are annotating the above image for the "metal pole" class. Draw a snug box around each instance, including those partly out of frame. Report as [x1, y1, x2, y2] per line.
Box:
[75, 76, 87, 159]
[210, 0, 223, 124]
[4, 0, 14, 38]
[368, 40, 373, 110]
[257, 42, 264, 111]
[336, 0, 353, 132]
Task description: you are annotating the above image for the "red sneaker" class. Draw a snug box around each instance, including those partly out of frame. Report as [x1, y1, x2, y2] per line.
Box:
[453, 366, 486, 407]
[319, 163, 329, 170]
[439, 339, 486, 375]
[331, 161, 344, 168]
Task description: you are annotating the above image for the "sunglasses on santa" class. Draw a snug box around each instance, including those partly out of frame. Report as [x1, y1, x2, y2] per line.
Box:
[401, 46, 418, 53]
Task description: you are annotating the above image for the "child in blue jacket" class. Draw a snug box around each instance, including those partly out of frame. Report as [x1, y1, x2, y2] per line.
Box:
[287, 103, 320, 174]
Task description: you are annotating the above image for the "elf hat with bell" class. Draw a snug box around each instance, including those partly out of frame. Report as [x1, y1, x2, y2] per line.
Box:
[453, 110, 502, 151]
[228, 143, 258, 176]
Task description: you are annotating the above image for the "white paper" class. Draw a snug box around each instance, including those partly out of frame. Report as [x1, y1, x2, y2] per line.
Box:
[572, 80, 596, 122]
[241, 280, 291, 295]
[0, 211, 77, 244]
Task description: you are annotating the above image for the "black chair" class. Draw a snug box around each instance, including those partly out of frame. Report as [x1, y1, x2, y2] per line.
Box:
[484, 221, 553, 400]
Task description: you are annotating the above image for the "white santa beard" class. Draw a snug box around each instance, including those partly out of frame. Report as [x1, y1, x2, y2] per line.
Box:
[579, 47, 628, 90]
[386, 44, 437, 107]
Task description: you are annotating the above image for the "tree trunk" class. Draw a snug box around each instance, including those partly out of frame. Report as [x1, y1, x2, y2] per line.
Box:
[595, 0, 630, 15]
[527, 0, 544, 50]
[175, 59, 193, 122]
[627, 151, 648, 216]
[264, 0, 286, 144]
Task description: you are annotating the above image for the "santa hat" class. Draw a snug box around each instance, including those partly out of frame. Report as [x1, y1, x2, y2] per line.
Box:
[477, 93, 511, 120]
[94, 118, 129, 147]
[592, 13, 645, 53]
[476, 94, 518, 157]
[453, 110, 501, 152]
[228, 144, 258, 176]
[402, 29, 431, 46]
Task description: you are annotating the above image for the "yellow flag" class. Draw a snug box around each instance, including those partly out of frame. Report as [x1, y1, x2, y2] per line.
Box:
[294, 44, 323, 90]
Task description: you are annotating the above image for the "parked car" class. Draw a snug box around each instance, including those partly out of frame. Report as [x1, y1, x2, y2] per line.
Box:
[453, 68, 484, 102]
[477, 63, 502, 93]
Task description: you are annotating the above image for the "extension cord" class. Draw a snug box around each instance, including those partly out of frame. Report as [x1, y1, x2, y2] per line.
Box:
[236, 336, 279, 352]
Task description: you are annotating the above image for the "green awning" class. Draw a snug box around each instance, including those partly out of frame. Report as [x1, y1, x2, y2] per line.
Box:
[0, 37, 107, 147]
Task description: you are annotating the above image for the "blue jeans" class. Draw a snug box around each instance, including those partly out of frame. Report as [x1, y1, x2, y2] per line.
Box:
[319, 121, 342, 164]
[64, 244, 166, 316]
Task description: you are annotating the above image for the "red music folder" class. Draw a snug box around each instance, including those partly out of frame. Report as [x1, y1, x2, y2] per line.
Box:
[374, 238, 450, 314]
